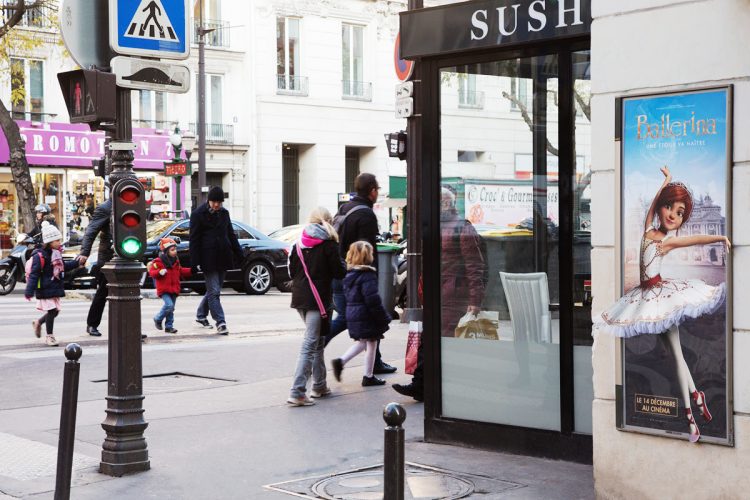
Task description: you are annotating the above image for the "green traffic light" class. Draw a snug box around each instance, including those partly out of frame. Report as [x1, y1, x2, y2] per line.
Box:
[121, 237, 142, 256]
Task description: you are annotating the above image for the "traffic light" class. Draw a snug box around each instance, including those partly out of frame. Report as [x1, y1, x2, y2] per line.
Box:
[112, 178, 146, 260]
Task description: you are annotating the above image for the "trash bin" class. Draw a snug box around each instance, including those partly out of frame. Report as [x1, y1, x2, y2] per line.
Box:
[377, 243, 401, 317]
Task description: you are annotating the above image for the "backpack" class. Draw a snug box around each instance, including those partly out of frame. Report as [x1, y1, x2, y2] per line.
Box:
[332, 204, 372, 234]
[25, 251, 45, 287]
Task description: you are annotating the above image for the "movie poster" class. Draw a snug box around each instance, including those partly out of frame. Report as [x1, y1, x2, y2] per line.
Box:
[612, 88, 732, 445]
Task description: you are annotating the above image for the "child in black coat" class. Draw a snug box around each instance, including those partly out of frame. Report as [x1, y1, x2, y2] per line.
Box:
[331, 241, 391, 387]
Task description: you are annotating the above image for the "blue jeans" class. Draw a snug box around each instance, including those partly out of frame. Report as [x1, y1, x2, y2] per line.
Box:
[155, 293, 177, 329]
[290, 309, 328, 398]
[196, 270, 226, 326]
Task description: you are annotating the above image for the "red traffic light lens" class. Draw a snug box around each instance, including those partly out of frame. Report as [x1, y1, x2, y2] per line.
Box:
[122, 213, 140, 228]
[119, 187, 140, 203]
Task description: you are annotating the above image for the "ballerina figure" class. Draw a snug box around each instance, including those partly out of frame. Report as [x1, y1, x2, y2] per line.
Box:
[602, 166, 731, 443]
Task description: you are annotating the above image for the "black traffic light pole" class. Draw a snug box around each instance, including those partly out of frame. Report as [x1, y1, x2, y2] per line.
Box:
[99, 87, 150, 476]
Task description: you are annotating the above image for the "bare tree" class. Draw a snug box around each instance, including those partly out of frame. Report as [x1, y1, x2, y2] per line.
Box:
[0, 0, 54, 233]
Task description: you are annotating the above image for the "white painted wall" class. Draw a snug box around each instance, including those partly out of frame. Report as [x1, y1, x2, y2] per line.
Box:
[591, 0, 750, 497]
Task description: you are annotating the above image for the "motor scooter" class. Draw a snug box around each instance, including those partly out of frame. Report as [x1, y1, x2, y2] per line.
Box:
[0, 233, 39, 295]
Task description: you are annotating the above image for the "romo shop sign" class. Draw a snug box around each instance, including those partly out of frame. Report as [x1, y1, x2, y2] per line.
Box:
[399, 0, 591, 59]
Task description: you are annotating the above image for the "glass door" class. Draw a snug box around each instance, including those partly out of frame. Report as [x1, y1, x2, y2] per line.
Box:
[439, 54, 562, 430]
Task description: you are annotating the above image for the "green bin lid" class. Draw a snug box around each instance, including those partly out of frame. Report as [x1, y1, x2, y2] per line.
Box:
[376, 243, 401, 251]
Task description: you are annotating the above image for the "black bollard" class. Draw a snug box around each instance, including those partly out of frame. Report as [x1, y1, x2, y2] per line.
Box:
[383, 402, 407, 500]
[54, 343, 82, 500]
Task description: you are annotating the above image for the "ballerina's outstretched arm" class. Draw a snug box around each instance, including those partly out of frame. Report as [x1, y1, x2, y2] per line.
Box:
[662, 234, 731, 254]
[644, 166, 672, 232]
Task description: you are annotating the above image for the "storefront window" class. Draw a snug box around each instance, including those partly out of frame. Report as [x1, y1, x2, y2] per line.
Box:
[0, 173, 18, 256]
[440, 55, 561, 431]
[67, 173, 106, 244]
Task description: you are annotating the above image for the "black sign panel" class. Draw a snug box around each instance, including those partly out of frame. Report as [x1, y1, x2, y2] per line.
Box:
[400, 0, 591, 59]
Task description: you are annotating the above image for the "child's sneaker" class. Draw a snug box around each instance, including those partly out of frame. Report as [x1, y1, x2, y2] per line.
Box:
[310, 387, 332, 398]
[165, 327, 178, 334]
[153, 318, 163, 330]
[32, 320, 41, 338]
[195, 318, 212, 328]
[45, 335, 58, 347]
[216, 324, 229, 335]
[286, 396, 315, 407]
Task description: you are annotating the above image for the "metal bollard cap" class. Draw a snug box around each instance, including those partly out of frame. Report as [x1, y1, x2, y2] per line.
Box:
[383, 402, 407, 427]
[64, 343, 82, 361]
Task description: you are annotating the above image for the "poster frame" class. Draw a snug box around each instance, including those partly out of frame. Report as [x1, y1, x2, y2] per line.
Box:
[614, 85, 734, 446]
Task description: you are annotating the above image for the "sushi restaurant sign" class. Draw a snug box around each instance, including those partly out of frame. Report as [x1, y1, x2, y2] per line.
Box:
[399, 0, 591, 58]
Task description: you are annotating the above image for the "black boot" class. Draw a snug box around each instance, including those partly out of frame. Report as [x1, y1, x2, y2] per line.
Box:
[373, 361, 397, 374]
[393, 383, 424, 402]
[86, 325, 102, 337]
[362, 375, 386, 387]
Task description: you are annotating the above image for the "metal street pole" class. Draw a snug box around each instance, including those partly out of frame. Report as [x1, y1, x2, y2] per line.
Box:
[99, 87, 149, 477]
[405, 0, 423, 321]
[197, 0, 207, 204]
[175, 175, 182, 212]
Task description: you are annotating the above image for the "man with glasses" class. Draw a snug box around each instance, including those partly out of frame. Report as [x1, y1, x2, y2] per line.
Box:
[325, 173, 397, 375]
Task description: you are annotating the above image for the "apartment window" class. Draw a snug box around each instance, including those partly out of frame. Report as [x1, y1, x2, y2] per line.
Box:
[10, 58, 44, 120]
[135, 90, 167, 127]
[342, 24, 367, 99]
[510, 77, 530, 111]
[277, 17, 303, 92]
[458, 73, 483, 108]
[194, 74, 223, 124]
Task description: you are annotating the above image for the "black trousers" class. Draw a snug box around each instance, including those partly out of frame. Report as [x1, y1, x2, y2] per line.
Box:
[87, 268, 108, 328]
[39, 308, 59, 335]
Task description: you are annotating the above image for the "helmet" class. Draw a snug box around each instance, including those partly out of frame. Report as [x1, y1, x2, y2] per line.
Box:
[34, 203, 51, 214]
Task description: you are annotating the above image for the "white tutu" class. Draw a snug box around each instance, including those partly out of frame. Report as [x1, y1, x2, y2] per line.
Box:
[599, 229, 726, 338]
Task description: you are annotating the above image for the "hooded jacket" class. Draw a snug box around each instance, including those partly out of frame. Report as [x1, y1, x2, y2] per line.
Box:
[147, 253, 192, 296]
[343, 265, 391, 340]
[24, 247, 79, 299]
[289, 223, 347, 312]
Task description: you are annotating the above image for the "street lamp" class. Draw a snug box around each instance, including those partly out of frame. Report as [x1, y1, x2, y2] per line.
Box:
[166, 127, 191, 214]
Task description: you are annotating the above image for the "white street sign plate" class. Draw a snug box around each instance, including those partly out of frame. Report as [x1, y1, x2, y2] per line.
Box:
[109, 0, 190, 59]
[396, 81, 414, 99]
[395, 97, 413, 119]
[111, 56, 190, 93]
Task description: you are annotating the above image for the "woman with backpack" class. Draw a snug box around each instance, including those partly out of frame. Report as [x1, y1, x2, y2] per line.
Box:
[25, 222, 81, 346]
[287, 207, 347, 406]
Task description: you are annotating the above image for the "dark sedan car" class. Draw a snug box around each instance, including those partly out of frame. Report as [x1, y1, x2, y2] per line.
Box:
[64, 219, 290, 295]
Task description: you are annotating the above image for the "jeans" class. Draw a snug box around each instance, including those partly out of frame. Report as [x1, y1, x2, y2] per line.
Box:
[87, 268, 108, 328]
[155, 293, 177, 329]
[196, 270, 226, 326]
[290, 309, 328, 398]
[324, 279, 383, 366]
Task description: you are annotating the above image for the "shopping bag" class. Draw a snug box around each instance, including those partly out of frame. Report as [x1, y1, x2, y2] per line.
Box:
[405, 321, 422, 375]
[454, 311, 500, 340]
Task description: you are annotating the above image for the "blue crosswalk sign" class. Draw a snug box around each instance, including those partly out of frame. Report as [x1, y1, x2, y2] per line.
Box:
[109, 0, 190, 59]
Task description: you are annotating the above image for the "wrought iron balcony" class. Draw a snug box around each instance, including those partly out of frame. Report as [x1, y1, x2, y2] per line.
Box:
[132, 119, 175, 130]
[11, 111, 57, 123]
[342, 80, 372, 102]
[193, 19, 230, 48]
[277, 75, 309, 96]
[187, 123, 235, 145]
[458, 90, 485, 109]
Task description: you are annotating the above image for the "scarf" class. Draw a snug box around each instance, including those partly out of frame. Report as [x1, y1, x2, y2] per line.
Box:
[159, 251, 177, 269]
[51, 247, 64, 279]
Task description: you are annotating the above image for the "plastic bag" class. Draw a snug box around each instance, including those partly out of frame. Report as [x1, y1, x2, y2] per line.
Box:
[454, 311, 500, 340]
[405, 321, 422, 374]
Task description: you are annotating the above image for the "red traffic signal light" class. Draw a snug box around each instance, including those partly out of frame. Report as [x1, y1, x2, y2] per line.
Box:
[112, 178, 146, 260]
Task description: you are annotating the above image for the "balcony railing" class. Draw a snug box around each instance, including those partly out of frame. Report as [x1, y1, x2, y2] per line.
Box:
[11, 111, 57, 123]
[193, 19, 230, 48]
[1, 2, 55, 29]
[132, 119, 175, 130]
[277, 75, 309, 96]
[187, 123, 234, 145]
[342, 80, 372, 102]
[458, 90, 485, 109]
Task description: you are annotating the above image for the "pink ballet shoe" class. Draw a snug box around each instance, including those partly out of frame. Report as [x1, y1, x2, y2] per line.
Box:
[685, 408, 700, 443]
[692, 390, 712, 423]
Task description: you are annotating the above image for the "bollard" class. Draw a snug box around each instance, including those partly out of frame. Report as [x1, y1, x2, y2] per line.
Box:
[54, 343, 82, 500]
[383, 402, 407, 500]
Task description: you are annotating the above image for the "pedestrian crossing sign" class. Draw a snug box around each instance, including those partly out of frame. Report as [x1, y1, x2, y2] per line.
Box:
[109, 0, 190, 60]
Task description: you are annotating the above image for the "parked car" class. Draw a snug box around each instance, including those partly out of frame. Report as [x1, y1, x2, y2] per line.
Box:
[267, 224, 303, 293]
[63, 219, 291, 295]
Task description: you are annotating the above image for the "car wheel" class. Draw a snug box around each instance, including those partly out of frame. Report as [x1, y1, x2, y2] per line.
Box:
[276, 279, 292, 293]
[0, 265, 17, 295]
[244, 261, 273, 295]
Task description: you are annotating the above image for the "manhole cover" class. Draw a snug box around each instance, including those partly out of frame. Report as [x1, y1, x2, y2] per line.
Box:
[312, 469, 473, 500]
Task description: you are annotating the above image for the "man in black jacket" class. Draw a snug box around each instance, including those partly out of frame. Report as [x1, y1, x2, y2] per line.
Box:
[75, 199, 113, 337]
[324, 173, 396, 374]
[190, 186, 242, 335]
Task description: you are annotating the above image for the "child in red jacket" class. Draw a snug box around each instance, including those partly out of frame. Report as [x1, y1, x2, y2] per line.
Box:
[148, 238, 191, 333]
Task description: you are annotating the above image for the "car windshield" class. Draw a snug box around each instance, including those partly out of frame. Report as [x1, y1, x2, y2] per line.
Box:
[147, 220, 177, 243]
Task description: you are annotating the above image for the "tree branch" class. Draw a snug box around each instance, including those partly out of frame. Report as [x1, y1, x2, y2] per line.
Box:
[574, 88, 591, 122]
[501, 90, 559, 156]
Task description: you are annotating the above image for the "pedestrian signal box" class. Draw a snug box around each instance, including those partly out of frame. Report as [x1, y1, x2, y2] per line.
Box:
[112, 178, 146, 260]
[57, 70, 116, 124]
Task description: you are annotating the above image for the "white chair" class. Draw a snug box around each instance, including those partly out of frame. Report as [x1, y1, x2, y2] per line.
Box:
[499, 272, 552, 344]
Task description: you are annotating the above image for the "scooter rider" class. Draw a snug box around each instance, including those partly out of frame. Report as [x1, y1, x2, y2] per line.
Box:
[27, 204, 53, 242]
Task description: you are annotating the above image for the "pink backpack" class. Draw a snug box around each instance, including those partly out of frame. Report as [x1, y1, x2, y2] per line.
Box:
[25, 252, 45, 287]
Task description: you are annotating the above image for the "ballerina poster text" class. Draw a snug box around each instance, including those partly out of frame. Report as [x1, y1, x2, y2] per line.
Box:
[617, 87, 733, 446]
